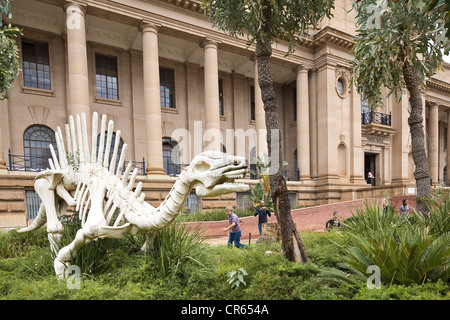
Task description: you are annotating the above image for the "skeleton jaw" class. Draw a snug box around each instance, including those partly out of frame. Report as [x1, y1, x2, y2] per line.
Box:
[195, 179, 249, 197]
[195, 168, 250, 197]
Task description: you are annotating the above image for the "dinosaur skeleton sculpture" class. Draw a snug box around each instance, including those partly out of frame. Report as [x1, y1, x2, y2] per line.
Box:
[18, 112, 249, 278]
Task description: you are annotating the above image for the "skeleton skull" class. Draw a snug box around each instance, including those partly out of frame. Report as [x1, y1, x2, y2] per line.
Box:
[188, 151, 250, 197]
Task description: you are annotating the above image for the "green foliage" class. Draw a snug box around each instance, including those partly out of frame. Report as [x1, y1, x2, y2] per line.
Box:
[421, 188, 450, 235]
[0, 0, 21, 100]
[226, 267, 248, 289]
[1, 228, 448, 299]
[244, 155, 273, 209]
[2, 199, 450, 300]
[341, 199, 450, 286]
[351, 0, 447, 108]
[145, 221, 208, 279]
[201, 0, 334, 53]
[66, 150, 80, 171]
[0, 227, 48, 258]
[426, 0, 450, 52]
[176, 208, 254, 222]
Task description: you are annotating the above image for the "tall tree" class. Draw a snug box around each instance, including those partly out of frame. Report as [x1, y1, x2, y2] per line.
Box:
[352, 0, 447, 216]
[0, 0, 21, 100]
[202, 0, 334, 263]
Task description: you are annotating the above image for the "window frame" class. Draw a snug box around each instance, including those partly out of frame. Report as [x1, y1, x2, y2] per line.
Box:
[21, 39, 51, 91]
[23, 124, 57, 171]
[95, 53, 119, 101]
[160, 67, 176, 109]
[162, 137, 180, 176]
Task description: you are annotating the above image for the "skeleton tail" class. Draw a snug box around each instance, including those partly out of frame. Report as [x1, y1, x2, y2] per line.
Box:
[16, 202, 47, 233]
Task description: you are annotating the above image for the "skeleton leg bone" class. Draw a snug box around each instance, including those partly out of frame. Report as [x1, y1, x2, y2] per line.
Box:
[141, 231, 157, 252]
[54, 228, 92, 278]
[34, 178, 64, 254]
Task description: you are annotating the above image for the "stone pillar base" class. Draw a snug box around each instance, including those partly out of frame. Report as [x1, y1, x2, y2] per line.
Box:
[146, 166, 167, 176]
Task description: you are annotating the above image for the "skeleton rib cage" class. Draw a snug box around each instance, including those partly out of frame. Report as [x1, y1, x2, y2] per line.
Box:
[51, 112, 144, 229]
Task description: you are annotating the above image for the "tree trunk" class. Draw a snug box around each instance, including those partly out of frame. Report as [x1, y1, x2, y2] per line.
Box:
[254, 0, 310, 263]
[402, 59, 431, 217]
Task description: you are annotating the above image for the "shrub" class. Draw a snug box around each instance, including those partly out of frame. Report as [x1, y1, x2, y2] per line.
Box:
[145, 221, 209, 279]
[341, 200, 450, 286]
[176, 208, 254, 222]
[0, 227, 48, 258]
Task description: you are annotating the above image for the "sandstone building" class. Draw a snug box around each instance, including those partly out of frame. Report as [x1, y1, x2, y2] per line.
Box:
[1, 0, 450, 230]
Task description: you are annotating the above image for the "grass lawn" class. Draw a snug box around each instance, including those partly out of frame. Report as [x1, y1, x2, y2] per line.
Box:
[0, 224, 448, 301]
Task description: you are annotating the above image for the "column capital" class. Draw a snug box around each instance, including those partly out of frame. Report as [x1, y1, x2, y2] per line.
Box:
[428, 101, 440, 109]
[64, 1, 87, 16]
[201, 38, 220, 49]
[140, 21, 160, 34]
[294, 65, 309, 74]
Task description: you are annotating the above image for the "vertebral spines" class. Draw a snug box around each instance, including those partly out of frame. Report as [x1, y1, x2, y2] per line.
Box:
[97, 114, 107, 165]
[91, 112, 98, 164]
[109, 130, 121, 173]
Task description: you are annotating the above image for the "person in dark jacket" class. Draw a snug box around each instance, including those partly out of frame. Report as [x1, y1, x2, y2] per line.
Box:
[254, 200, 271, 235]
[325, 211, 341, 232]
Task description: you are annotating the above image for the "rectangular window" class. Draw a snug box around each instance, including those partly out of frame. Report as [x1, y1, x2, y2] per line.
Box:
[445, 127, 448, 150]
[184, 193, 201, 214]
[288, 193, 297, 208]
[250, 85, 255, 121]
[95, 54, 119, 100]
[22, 40, 51, 90]
[160, 67, 176, 108]
[219, 79, 224, 116]
[25, 190, 42, 220]
[236, 192, 252, 210]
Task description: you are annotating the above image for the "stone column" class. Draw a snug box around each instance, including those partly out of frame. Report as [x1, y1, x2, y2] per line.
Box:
[350, 79, 364, 183]
[429, 103, 439, 185]
[296, 66, 310, 180]
[0, 99, 8, 170]
[447, 110, 450, 185]
[254, 59, 267, 159]
[203, 39, 221, 151]
[391, 92, 410, 183]
[309, 68, 318, 179]
[316, 62, 338, 180]
[142, 22, 165, 175]
[65, 3, 90, 120]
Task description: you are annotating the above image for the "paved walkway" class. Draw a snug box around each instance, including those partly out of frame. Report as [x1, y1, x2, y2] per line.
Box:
[197, 195, 416, 245]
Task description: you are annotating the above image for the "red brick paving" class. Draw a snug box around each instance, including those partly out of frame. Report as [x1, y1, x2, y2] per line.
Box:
[186, 195, 417, 241]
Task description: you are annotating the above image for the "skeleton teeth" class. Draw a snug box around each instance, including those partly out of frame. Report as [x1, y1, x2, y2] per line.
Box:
[226, 174, 244, 179]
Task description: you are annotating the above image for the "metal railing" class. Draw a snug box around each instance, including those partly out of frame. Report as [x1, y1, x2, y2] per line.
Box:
[8, 150, 146, 175]
[284, 170, 300, 181]
[164, 162, 188, 177]
[361, 110, 392, 126]
[246, 169, 300, 181]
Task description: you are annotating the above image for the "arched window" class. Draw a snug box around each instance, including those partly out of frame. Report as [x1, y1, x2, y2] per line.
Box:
[163, 137, 180, 176]
[97, 131, 124, 169]
[23, 124, 57, 171]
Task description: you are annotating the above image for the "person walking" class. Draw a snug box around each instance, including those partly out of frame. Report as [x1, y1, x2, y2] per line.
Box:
[224, 206, 248, 249]
[254, 200, 271, 236]
[398, 199, 411, 219]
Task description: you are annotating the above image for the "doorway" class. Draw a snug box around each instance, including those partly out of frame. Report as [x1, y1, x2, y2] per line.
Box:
[364, 153, 377, 186]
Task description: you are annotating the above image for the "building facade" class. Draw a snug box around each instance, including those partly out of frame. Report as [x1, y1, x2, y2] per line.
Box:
[1, 0, 450, 230]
